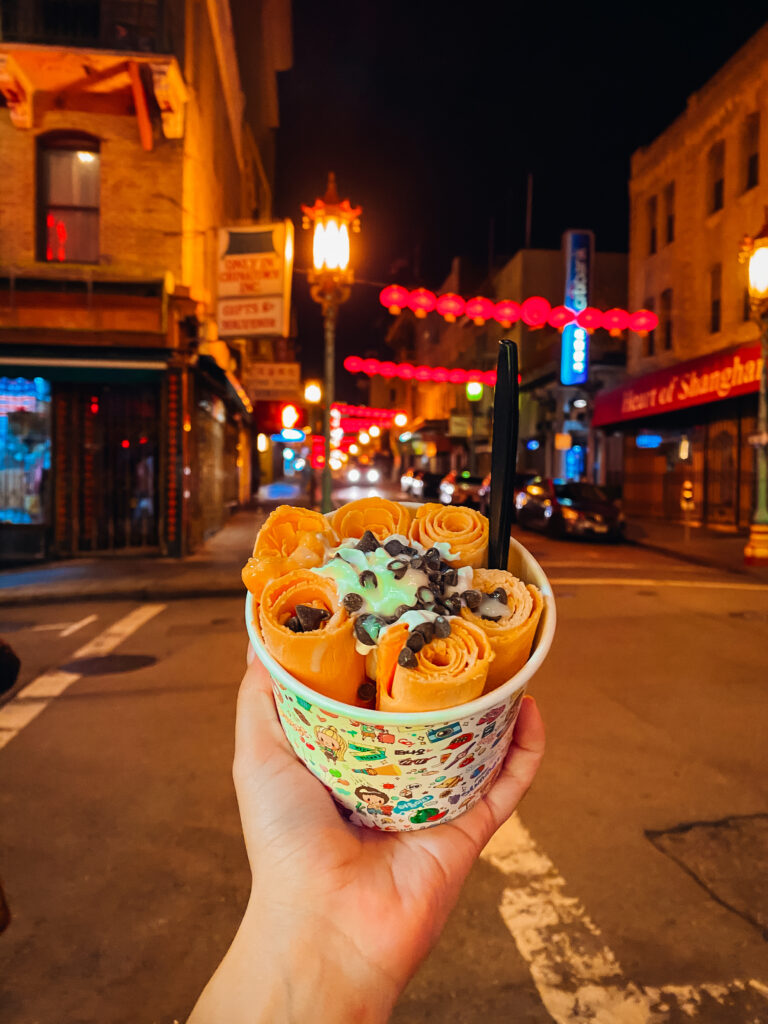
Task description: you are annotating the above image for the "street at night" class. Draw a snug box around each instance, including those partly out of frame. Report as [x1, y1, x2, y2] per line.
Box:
[1, 516, 767, 1022]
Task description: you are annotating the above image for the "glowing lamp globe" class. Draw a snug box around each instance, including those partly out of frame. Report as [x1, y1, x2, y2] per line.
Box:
[748, 243, 768, 301]
[361, 359, 380, 376]
[431, 366, 449, 383]
[521, 296, 551, 328]
[380, 285, 410, 315]
[396, 363, 416, 380]
[466, 381, 483, 401]
[547, 305, 575, 331]
[465, 296, 494, 325]
[408, 288, 437, 318]
[414, 365, 432, 382]
[436, 292, 466, 322]
[493, 300, 521, 328]
[393, 413, 408, 428]
[379, 361, 398, 378]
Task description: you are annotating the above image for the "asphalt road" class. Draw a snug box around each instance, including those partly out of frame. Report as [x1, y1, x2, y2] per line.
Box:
[1, 529, 767, 1023]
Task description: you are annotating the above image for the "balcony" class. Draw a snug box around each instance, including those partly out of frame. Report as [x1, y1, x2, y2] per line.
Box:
[0, 0, 171, 54]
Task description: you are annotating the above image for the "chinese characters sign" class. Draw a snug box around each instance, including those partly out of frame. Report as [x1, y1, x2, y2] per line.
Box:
[560, 229, 594, 386]
[217, 221, 294, 338]
[242, 362, 301, 402]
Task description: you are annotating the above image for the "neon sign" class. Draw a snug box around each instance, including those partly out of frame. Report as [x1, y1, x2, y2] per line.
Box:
[560, 230, 594, 386]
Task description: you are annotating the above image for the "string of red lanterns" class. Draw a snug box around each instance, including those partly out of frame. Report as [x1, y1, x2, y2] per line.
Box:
[330, 402, 407, 423]
[344, 355, 498, 386]
[379, 285, 658, 335]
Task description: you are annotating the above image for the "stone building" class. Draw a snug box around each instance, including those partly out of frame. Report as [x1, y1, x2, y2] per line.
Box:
[0, 0, 291, 558]
[593, 22, 768, 528]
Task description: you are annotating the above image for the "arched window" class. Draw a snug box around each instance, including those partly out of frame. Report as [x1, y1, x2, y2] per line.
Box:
[37, 133, 100, 263]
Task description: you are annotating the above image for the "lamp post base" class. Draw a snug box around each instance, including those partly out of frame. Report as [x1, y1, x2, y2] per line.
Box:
[744, 522, 768, 565]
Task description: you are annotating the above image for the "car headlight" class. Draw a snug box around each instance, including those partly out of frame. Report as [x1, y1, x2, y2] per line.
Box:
[561, 507, 580, 521]
[349, 468, 360, 482]
[367, 469, 380, 483]
[442, 484, 454, 495]
[400, 476, 409, 488]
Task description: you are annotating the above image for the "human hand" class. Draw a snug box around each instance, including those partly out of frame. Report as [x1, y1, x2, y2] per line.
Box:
[189, 654, 545, 1024]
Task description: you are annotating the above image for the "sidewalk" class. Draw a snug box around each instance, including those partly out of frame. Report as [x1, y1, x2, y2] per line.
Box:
[625, 517, 768, 579]
[0, 481, 316, 607]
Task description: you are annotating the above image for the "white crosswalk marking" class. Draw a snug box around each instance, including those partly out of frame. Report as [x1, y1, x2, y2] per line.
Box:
[483, 816, 768, 1022]
[0, 604, 165, 750]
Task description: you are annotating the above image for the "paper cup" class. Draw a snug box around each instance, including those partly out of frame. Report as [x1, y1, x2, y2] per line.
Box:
[245, 525, 555, 832]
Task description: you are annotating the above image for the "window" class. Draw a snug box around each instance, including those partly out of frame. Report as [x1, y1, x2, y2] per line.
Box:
[647, 195, 658, 254]
[37, 134, 100, 263]
[742, 112, 759, 191]
[660, 288, 673, 350]
[707, 140, 725, 213]
[644, 297, 656, 356]
[664, 182, 675, 244]
[710, 264, 722, 333]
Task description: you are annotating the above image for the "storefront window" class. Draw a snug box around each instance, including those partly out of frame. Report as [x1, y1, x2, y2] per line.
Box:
[0, 377, 52, 524]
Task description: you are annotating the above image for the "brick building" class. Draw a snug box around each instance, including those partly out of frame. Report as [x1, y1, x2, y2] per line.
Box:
[0, 0, 291, 558]
[593, 22, 768, 528]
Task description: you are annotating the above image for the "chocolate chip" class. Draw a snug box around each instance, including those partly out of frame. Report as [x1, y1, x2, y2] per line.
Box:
[356, 529, 380, 553]
[445, 594, 462, 615]
[392, 603, 412, 620]
[342, 592, 364, 612]
[482, 614, 502, 622]
[433, 615, 451, 638]
[442, 568, 458, 588]
[417, 585, 436, 607]
[409, 554, 424, 570]
[401, 545, 418, 558]
[354, 616, 377, 646]
[406, 631, 425, 652]
[295, 604, 330, 631]
[413, 620, 435, 644]
[463, 589, 482, 611]
[428, 570, 443, 585]
[398, 646, 418, 668]
[387, 558, 409, 580]
[357, 682, 376, 703]
[384, 538, 405, 556]
[491, 587, 509, 604]
[424, 547, 441, 569]
[285, 616, 303, 633]
[359, 570, 378, 589]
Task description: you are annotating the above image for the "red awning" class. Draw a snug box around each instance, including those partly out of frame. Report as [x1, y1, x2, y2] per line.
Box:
[592, 341, 763, 427]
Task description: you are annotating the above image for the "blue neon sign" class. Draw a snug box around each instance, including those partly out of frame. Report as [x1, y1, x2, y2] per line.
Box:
[635, 434, 663, 449]
[560, 229, 594, 386]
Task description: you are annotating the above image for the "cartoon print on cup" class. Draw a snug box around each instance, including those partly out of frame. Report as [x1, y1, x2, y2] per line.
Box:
[314, 724, 348, 764]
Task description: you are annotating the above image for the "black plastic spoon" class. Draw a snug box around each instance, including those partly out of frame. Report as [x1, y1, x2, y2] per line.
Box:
[488, 339, 519, 571]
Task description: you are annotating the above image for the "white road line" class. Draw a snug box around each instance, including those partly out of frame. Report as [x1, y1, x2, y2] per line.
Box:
[59, 614, 98, 637]
[0, 604, 165, 750]
[550, 577, 768, 591]
[30, 614, 99, 637]
[483, 816, 768, 1022]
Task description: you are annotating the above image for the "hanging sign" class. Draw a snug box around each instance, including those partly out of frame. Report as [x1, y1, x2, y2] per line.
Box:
[217, 221, 294, 338]
[560, 229, 594, 386]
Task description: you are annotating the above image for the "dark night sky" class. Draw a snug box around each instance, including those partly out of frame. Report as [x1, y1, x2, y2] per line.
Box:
[271, 1, 768, 394]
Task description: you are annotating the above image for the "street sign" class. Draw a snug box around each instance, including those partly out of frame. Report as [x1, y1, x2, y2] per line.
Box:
[217, 221, 294, 337]
[242, 361, 301, 402]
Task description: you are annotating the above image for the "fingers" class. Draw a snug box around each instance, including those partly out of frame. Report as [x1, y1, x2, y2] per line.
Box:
[233, 657, 293, 785]
[481, 695, 545, 836]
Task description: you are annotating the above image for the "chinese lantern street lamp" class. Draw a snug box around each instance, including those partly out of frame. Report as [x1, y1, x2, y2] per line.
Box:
[302, 173, 362, 512]
[739, 213, 768, 565]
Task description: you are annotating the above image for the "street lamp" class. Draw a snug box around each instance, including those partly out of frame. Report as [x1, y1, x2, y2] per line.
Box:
[304, 381, 322, 405]
[739, 212, 768, 565]
[302, 173, 362, 512]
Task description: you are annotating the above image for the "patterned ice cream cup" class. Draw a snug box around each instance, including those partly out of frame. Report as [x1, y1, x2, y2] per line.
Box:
[245, 529, 555, 832]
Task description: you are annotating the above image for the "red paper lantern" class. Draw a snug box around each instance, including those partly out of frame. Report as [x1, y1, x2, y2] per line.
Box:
[435, 292, 466, 322]
[362, 358, 380, 375]
[493, 300, 521, 328]
[379, 361, 398, 378]
[629, 309, 658, 335]
[414, 365, 432, 382]
[483, 370, 497, 386]
[467, 369, 484, 383]
[396, 362, 415, 379]
[379, 285, 410, 315]
[465, 296, 495, 325]
[521, 296, 551, 328]
[408, 288, 437, 318]
[447, 369, 467, 384]
[345, 356, 364, 373]
[602, 308, 630, 337]
[576, 307, 603, 332]
[547, 305, 575, 330]
[431, 366, 449, 382]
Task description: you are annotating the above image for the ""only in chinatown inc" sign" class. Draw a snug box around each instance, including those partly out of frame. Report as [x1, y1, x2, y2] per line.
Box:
[592, 341, 764, 427]
[217, 221, 294, 338]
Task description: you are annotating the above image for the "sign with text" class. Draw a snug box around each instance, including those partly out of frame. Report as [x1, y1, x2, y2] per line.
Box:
[560, 229, 594, 386]
[242, 361, 301, 402]
[217, 221, 294, 338]
[592, 341, 763, 427]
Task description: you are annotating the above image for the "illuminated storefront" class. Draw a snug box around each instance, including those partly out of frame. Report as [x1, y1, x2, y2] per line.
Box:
[0, 377, 52, 530]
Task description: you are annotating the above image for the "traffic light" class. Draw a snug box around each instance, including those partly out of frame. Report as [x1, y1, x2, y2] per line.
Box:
[281, 403, 300, 429]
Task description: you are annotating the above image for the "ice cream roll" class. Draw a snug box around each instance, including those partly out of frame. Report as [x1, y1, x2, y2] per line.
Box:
[242, 505, 338, 602]
[459, 568, 543, 692]
[375, 613, 494, 713]
[409, 503, 488, 569]
[331, 497, 412, 544]
[259, 569, 367, 706]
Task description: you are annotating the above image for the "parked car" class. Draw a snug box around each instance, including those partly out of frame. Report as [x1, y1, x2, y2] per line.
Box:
[410, 471, 442, 501]
[400, 467, 419, 494]
[439, 470, 486, 508]
[477, 471, 536, 514]
[516, 476, 625, 540]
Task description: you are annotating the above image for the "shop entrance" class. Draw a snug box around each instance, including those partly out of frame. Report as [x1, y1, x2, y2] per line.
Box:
[66, 383, 160, 552]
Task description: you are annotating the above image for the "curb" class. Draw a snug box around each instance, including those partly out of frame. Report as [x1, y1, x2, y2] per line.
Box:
[0, 585, 245, 608]
[624, 535, 754, 577]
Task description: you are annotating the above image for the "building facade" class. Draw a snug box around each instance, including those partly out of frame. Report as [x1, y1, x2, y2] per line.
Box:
[594, 23, 768, 528]
[0, 0, 291, 558]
